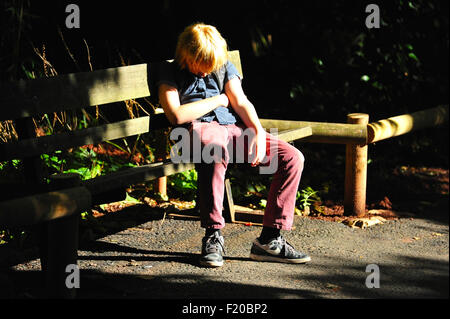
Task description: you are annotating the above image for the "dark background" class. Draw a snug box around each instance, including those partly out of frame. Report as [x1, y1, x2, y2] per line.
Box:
[1, 0, 448, 166]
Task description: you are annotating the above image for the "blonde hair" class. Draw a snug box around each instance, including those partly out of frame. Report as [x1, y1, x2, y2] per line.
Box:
[175, 23, 228, 74]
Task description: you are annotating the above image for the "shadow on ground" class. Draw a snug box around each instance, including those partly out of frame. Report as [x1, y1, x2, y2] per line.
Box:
[2, 246, 448, 299]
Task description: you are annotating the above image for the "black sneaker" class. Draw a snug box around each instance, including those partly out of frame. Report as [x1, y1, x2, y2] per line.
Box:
[199, 231, 225, 267]
[250, 236, 311, 264]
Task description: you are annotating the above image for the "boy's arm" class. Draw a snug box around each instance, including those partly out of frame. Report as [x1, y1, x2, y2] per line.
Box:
[225, 77, 267, 166]
[158, 83, 229, 125]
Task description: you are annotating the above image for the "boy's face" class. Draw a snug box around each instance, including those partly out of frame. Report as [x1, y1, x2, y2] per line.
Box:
[187, 59, 212, 78]
[188, 64, 209, 77]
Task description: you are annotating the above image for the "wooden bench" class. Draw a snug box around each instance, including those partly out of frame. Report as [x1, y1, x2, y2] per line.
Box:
[0, 50, 312, 298]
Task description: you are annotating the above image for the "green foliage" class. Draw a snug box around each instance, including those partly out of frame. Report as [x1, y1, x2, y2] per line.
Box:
[259, 199, 267, 208]
[296, 186, 321, 211]
[40, 146, 138, 181]
[242, 0, 448, 166]
[168, 169, 198, 201]
[0, 159, 20, 171]
[244, 1, 448, 131]
[227, 167, 270, 207]
[0, 229, 27, 247]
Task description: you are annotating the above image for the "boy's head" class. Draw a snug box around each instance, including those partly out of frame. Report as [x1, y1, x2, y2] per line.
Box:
[175, 23, 228, 76]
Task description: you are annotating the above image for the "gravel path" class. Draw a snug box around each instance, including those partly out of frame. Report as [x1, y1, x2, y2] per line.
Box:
[2, 206, 448, 300]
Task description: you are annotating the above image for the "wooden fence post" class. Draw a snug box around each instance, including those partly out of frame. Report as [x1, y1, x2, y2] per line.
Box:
[344, 113, 369, 217]
[154, 128, 169, 199]
[41, 173, 82, 299]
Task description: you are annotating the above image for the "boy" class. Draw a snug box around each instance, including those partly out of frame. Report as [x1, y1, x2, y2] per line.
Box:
[157, 23, 311, 267]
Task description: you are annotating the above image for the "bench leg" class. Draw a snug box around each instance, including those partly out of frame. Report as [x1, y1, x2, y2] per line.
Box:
[223, 178, 236, 223]
[39, 213, 79, 298]
[39, 173, 82, 298]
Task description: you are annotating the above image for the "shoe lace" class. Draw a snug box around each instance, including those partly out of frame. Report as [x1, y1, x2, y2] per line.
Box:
[277, 236, 299, 257]
[205, 234, 225, 254]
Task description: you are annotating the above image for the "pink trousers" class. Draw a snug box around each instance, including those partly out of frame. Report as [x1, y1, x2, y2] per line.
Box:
[189, 121, 304, 231]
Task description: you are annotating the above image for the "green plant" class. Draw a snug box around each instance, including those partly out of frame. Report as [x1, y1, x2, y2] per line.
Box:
[258, 198, 267, 208]
[40, 145, 139, 181]
[0, 229, 27, 247]
[168, 169, 197, 200]
[0, 159, 21, 171]
[296, 186, 321, 211]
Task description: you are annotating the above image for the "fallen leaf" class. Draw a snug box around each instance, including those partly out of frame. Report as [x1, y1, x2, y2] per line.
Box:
[431, 232, 444, 237]
[325, 283, 341, 292]
[143, 197, 157, 207]
[342, 216, 385, 229]
[91, 209, 104, 218]
[128, 259, 139, 266]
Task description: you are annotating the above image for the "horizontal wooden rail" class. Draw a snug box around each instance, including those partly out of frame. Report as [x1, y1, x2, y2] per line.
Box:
[367, 105, 449, 143]
[84, 161, 195, 196]
[0, 186, 92, 228]
[260, 119, 367, 144]
[0, 63, 153, 121]
[0, 116, 150, 161]
[262, 106, 447, 218]
[271, 127, 313, 142]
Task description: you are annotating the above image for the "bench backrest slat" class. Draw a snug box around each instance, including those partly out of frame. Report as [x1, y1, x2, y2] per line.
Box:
[0, 64, 152, 121]
[0, 116, 150, 161]
[0, 51, 242, 122]
[227, 50, 243, 79]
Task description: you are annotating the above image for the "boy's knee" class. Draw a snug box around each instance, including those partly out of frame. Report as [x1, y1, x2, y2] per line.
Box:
[284, 145, 304, 172]
[294, 149, 305, 170]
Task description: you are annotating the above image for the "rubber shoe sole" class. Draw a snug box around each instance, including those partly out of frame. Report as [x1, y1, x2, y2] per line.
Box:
[249, 237, 311, 264]
[249, 252, 311, 264]
[199, 258, 224, 267]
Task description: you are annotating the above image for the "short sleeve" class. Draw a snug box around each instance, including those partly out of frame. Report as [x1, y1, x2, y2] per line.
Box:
[156, 61, 179, 90]
[224, 61, 242, 84]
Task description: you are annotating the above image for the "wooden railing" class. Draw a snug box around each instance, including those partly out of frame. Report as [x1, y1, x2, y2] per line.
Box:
[261, 104, 449, 217]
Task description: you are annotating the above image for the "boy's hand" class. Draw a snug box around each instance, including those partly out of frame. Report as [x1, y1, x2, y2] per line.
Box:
[249, 129, 267, 167]
[220, 93, 230, 107]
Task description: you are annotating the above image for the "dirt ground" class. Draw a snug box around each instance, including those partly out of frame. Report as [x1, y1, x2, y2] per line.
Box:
[0, 166, 448, 307]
